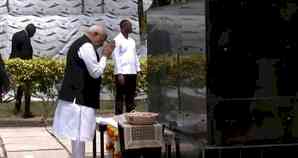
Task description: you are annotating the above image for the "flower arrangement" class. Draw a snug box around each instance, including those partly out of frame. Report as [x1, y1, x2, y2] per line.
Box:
[106, 124, 121, 158]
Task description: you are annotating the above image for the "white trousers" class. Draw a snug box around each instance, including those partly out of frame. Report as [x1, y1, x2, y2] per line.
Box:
[71, 140, 85, 158]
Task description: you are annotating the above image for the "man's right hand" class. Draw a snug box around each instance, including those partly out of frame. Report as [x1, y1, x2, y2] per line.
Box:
[117, 74, 125, 86]
[102, 41, 115, 58]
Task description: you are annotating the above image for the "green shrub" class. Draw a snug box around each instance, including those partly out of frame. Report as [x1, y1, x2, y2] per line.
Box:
[5, 57, 148, 96]
[102, 57, 148, 94]
[5, 54, 205, 98]
[5, 58, 65, 120]
[147, 53, 206, 88]
[5, 58, 65, 95]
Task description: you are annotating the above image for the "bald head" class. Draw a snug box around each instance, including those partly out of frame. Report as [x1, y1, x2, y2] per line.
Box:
[86, 24, 107, 47]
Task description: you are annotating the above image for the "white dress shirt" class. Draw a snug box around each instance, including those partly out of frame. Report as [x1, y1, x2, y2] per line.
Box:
[52, 42, 106, 142]
[112, 33, 141, 75]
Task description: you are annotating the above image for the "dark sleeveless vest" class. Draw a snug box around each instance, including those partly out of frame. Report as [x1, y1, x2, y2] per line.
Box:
[59, 35, 101, 109]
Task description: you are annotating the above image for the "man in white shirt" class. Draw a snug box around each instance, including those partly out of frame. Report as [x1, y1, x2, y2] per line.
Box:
[112, 19, 141, 115]
[52, 24, 114, 158]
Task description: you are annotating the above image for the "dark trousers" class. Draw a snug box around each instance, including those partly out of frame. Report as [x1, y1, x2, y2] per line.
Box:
[115, 74, 137, 115]
[15, 81, 32, 115]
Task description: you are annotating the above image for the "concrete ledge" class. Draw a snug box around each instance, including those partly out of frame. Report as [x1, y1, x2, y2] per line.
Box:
[0, 118, 53, 127]
[0, 113, 114, 127]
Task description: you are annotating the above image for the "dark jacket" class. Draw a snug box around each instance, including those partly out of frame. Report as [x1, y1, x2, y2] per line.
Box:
[10, 30, 33, 59]
[58, 35, 102, 109]
[0, 55, 9, 93]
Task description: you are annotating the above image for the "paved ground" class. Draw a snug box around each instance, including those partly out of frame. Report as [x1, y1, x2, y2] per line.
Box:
[0, 127, 112, 158]
[0, 127, 68, 158]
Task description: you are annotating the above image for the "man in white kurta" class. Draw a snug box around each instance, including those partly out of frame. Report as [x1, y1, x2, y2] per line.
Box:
[52, 24, 114, 158]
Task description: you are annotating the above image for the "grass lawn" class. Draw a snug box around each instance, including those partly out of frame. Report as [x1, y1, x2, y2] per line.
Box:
[0, 99, 146, 119]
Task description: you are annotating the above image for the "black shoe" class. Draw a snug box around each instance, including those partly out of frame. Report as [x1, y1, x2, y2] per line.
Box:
[13, 109, 21, 115]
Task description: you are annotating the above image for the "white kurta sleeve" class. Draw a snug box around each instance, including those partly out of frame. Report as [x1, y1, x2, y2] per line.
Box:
[78, 43, 107, 79]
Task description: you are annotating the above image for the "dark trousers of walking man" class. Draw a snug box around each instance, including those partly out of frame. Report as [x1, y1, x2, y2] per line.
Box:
[115, 74, 137, 115]
[15, 81, 32, 117]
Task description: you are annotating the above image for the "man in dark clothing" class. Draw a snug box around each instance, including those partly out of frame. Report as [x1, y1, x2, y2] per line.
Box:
[10, 23, 36, 118]
[0, 55, 9, 103]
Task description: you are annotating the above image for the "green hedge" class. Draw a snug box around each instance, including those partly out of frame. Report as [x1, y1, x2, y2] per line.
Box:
[5, 54, 206, 97]
[5, 57, 148, 96]
[102, 57, 148, 94]
[5, 58, 65, 95]
[147, 53, 206, 88]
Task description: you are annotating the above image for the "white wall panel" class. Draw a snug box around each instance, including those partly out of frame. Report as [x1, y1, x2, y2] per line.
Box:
[0, 0, 7, 14]
[83, 0, 103, 15]
[0, 16, 7, 58]
[104, 0, 138, 16]
[0, 0, 146, 58]
[9, 0, 82, 15]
